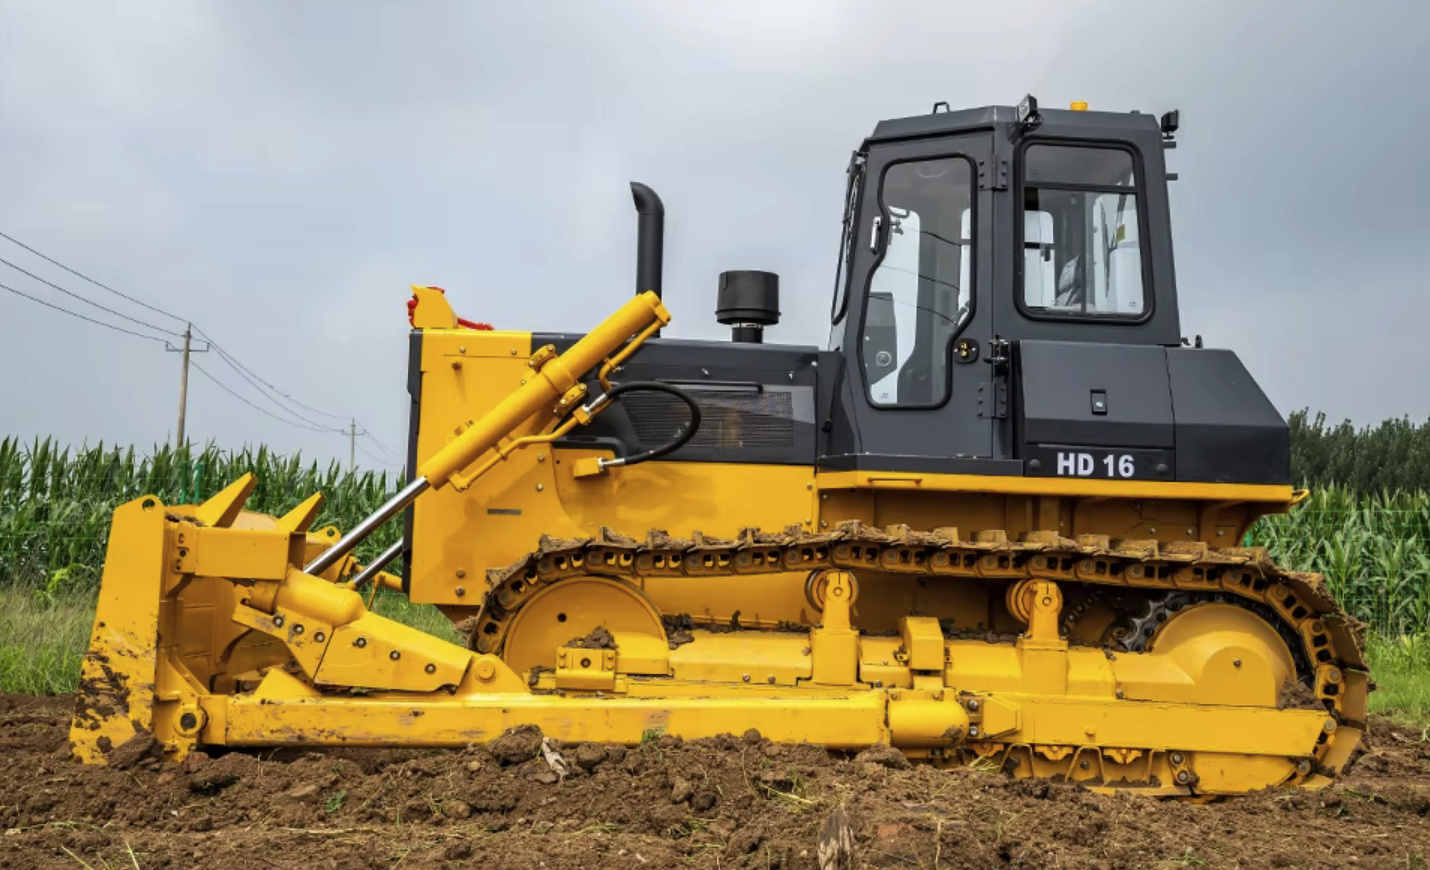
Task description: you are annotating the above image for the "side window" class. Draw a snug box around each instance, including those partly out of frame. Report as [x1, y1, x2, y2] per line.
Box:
[861, 158, 974, 407]
[1020, 145, 1146, 318]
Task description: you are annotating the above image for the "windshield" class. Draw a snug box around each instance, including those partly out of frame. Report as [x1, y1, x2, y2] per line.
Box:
[1021, 145, 1146, 318]
[861, 157, 974, 407]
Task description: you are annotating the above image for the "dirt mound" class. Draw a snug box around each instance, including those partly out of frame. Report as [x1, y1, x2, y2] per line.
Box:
[2, 693, 1429, 869]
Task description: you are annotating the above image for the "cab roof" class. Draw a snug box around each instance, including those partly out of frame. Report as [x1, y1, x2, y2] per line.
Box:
[867, 104, 1164, 146]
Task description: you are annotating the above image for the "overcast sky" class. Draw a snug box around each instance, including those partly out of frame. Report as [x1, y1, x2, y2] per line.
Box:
[1, 1, 1426, 474]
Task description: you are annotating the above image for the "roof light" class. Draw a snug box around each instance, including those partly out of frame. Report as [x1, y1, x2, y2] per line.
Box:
[1070, 101, 1088, 111]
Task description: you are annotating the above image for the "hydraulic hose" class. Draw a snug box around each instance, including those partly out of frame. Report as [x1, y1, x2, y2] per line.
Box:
[595, 380, 702, 470]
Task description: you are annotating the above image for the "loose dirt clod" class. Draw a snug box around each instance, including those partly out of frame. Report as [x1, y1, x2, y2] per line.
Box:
[3, 693, 1429, 869]
[854, 744, 911, 770]
[487, 723, 544, 765]
[567, 625, 617, 650]
[1278, 676, 1325, 710]
[106, 730, 160, 770]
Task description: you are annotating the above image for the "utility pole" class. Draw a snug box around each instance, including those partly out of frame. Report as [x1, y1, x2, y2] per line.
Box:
[350, 418, 357, 473]
[165, 323, 208, 449]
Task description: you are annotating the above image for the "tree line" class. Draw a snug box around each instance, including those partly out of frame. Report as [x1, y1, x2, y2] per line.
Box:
[1290, 409, 1430, 493]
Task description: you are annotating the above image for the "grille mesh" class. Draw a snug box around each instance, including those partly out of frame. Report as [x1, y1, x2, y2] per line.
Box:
[621, 389, 795, 450]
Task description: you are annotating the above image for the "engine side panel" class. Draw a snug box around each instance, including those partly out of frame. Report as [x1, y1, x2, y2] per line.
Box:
[536, 335, 820, 466]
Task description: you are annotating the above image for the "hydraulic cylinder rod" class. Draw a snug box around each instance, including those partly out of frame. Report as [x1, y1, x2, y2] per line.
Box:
[349, 538, 408, 591]
[305, 291, 670, 576]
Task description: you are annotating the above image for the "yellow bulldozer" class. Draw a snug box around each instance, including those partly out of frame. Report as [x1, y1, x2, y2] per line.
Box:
[68, 96, 1367, 798]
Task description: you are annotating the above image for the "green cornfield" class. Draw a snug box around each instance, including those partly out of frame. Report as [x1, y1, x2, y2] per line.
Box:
[0, 436, 403, 596]
[0, 436, 1427, 637]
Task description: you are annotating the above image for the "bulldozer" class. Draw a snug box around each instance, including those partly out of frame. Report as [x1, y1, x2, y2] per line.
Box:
[69, 96, 1368, 798]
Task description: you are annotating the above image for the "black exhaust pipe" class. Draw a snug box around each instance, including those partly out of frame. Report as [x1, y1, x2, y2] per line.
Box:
[630, 182, 664, 337]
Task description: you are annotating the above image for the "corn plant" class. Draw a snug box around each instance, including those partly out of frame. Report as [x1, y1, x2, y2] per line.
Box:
[1250, 487, 1430, 636]
[0, 437, 402, 595]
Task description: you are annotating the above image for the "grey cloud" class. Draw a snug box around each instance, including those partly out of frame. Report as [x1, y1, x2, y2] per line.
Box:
[1, 0, 1426, 473]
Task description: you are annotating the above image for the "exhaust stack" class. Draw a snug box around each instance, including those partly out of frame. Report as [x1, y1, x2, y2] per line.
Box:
[631, 182, 665, 337]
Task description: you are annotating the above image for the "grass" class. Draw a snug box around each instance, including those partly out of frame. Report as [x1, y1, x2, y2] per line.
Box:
[0, 584, 459, 696]
[1363, 633, 1430, 725]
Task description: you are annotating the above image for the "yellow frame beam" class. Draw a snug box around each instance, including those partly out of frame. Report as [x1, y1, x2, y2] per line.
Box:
[817, 470, 1300, 505]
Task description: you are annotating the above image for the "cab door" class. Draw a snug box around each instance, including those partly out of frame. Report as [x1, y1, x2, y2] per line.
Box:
[829, 134, 998, 469]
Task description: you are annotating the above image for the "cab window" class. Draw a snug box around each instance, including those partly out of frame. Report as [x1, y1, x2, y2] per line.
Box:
[1020, 145, 1146, 319]
[861, 157, 974, 407]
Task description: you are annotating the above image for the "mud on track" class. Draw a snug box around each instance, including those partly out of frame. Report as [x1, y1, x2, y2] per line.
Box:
[3, 693, 1428, 870]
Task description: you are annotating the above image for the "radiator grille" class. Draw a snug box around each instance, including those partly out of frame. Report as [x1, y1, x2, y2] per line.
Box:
[622, 389, 795, 450]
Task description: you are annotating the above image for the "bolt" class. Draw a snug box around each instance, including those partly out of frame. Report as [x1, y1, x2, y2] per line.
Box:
[1176, 770, 1190, 784]
[1217, 530, 1225, 537]
[820, 520, 829, 528]
[875, 680, 884, 688]
[458, 346, 466, 353]
[272, 616, 285, 628]
[390, 650, 401, 661]
[767, 675, 776, 684]
[1116, 690, 1125, 699]
[456, 586, 466, 597]
[1149, 528, 1158, 535]
[1233, 659, 1242, 667]
[425, 663, 436, 674]
[456, 569, 466, 579]
[538, 453, 545, 462]
[1170, 752, 1184, 765]
[966, 698, 980, 712]
[742, 674, 751, 682]
[1186, 528, 1194, 536]
[510, 348, 517, 355]
[1080, 760, 1090, 770]
[241, 681, 252, 692]
[1297, 760, 1311, 774]
[293, 624, 305, 635]
[806, 483, 813, 490]
[536, 483, 544, 492]
[969, 726, 980, 738]
[1323, 718, 1338, 733]
[314, 632, 326, 643]
[180, 712, 198, 731]
[452, 361, 462, 370]
[355, 637, 367, 648]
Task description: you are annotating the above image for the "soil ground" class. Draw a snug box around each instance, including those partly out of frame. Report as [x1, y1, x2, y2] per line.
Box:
[3, 693, 1427, 870]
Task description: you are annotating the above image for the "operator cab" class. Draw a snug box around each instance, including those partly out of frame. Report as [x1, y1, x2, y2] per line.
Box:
[814, 96, 1287, 487]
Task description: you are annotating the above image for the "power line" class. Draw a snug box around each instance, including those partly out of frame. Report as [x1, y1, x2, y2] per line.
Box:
[1, 280, 171, 343]
[360, 428, 400, 457]
[0, 256, 185, 338]
[201, 343, 347, 433]
[193, 325, 351, 421]
[0, 231, 403, 452]
[0, 232, 188, 323]
[189, 361, 337, 433]
[354, 438, 395, 468]
[191, 329, 402, 454]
